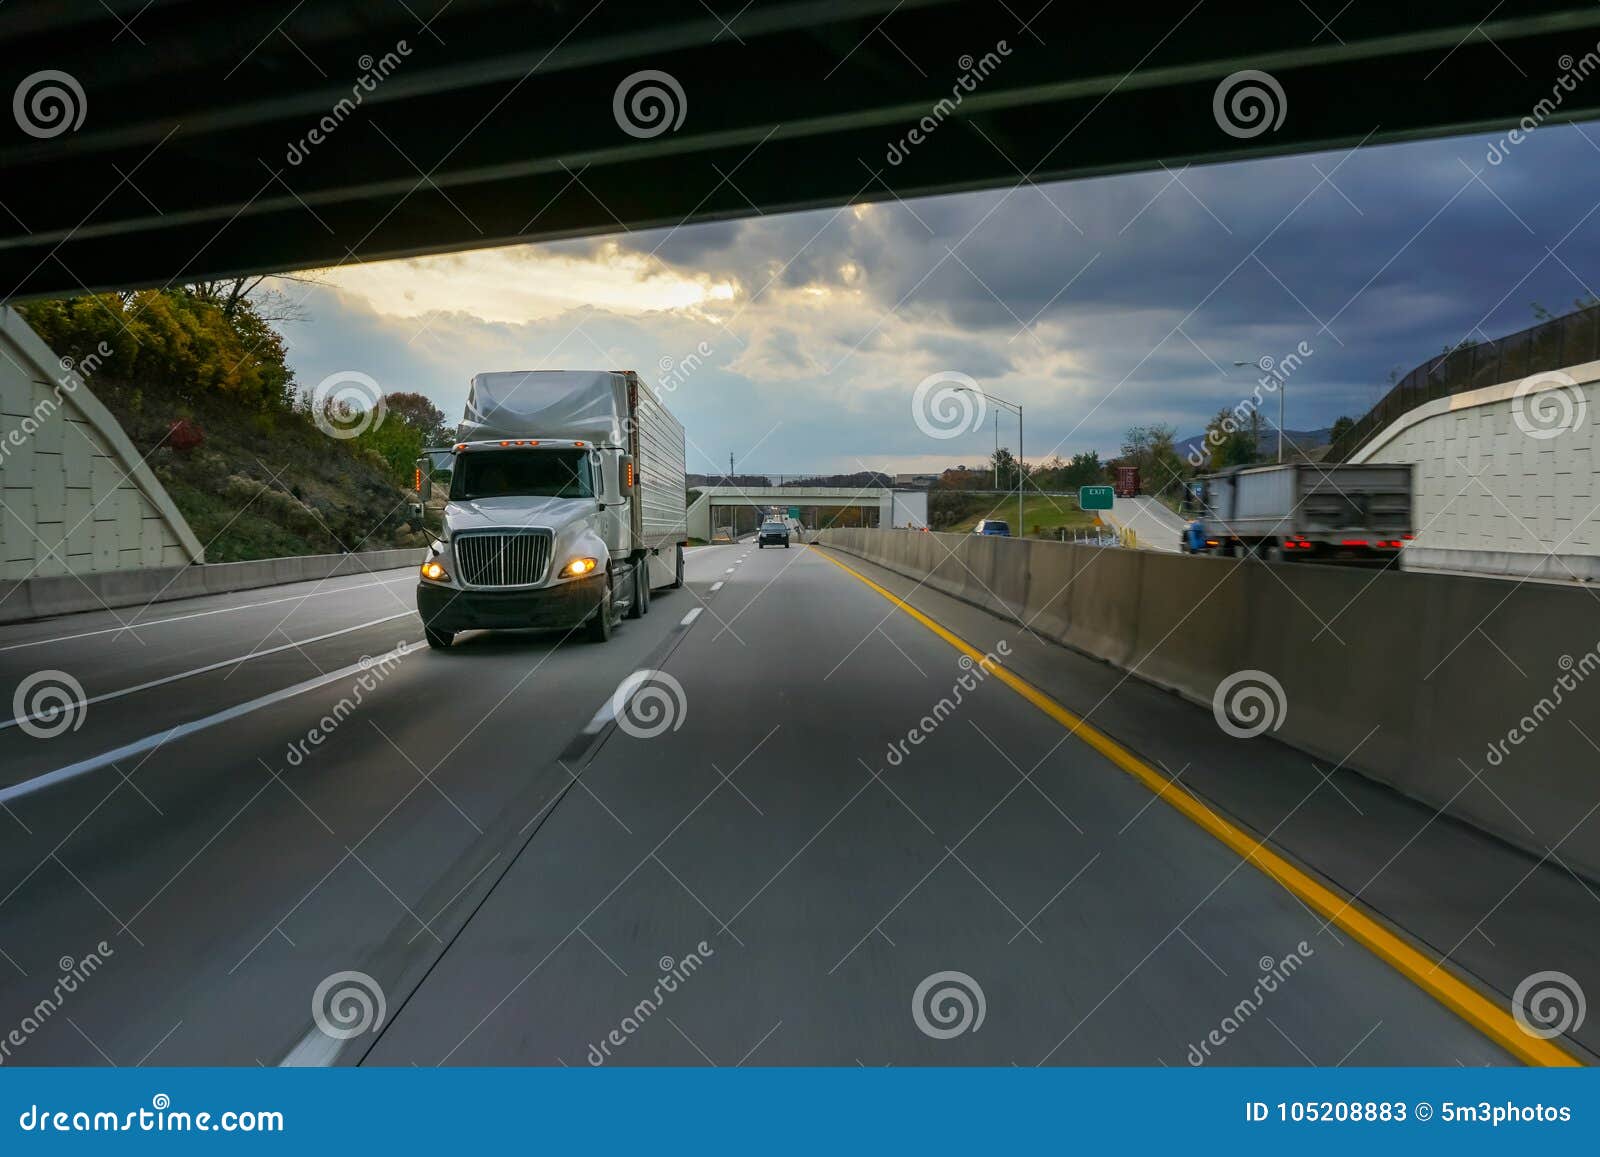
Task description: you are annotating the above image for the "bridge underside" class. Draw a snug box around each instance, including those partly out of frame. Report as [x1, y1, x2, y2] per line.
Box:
[6, 1, 1600, 299]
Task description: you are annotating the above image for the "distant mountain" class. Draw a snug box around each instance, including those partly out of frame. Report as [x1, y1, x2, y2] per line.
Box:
[1175, 426, 1333, 463]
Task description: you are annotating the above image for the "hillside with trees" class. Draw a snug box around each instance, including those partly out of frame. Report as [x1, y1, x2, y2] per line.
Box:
[20, 286, 437, 562]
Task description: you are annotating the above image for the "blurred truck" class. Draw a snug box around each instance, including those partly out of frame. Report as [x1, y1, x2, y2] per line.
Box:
[413, 369, 687, 647]
[1191, 462, 1413, 565]
[1114, 465, 1141, 497]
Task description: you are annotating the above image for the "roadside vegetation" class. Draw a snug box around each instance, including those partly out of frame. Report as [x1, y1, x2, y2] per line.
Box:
[21, 286, 443, 562]
[941, 495, 1099, 537]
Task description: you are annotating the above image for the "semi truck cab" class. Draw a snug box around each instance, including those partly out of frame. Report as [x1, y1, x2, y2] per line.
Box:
[413, 369, 687, 647]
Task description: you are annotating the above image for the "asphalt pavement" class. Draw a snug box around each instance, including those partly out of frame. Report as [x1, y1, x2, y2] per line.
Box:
[0, 540, 1569, 1067]
[1104, 496, 1189, 552]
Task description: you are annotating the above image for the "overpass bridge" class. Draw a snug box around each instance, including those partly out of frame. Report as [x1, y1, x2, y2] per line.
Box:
[5, 2, 1600, 298]
[687, 485, 927, 540]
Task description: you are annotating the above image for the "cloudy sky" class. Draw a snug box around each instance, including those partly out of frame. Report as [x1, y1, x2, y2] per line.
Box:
[277, 120, 1600, 476]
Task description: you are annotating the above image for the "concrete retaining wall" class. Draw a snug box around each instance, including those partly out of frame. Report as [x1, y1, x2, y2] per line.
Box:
[1, 306, 205, 579]
[819, 528, 1600, 882]
[0, 548, 425, 624]
[1352, 357, 1600, 581]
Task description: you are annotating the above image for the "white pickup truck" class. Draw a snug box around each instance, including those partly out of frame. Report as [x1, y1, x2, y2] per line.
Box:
[414, 369, 687, 647]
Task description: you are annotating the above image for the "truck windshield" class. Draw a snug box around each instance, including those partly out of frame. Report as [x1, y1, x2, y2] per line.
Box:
[451, 449, 593, 500]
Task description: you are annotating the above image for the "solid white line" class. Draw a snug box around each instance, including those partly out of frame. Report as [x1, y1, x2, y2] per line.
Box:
[280, 1029, 343, 1068]
[2, 611, 417, 732]
[680, 608, 702, 627]
[581, 698, 618, 735]
[710, 582, 724, 592]
[0, 641, 421, 805]
[0, 572, 416, 653]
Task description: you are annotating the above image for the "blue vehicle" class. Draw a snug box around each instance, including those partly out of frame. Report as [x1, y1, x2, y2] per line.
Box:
[1181, 519, 1218, 555]
[974, 519, 1011, 537]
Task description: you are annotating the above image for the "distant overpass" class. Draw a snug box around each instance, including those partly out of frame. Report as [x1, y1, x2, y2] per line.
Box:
[687, 485, 927, 540]
[6, 2, 1600, 297]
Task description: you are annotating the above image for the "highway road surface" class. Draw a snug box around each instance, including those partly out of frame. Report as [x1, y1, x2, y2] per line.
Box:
[1104, 495, 1189, 553]
[0, 542, 1589, 1067]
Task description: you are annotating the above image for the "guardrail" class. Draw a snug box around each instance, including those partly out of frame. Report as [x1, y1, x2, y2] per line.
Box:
[817, 528, 1600, 884]
[0, 548, 427, 625]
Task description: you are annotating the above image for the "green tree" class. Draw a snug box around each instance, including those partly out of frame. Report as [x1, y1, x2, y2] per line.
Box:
[1200, 407, 1258, 468]
[20, 289, 294, 410]
[1121, 423, 1184, 495]
[989, 446, 1021, 490]
[1062, 451, 1102, 488]
[384, 391, 451, 444]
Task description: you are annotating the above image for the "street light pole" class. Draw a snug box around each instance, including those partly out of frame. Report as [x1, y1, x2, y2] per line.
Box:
[960, 386, 1023, 537]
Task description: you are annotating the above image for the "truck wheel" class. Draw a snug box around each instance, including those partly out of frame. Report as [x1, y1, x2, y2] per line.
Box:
[670, 545, 684, 589]
[626, 562, 648, 619]
[424, 625, 454, 650]
[587, 576, 614, 642]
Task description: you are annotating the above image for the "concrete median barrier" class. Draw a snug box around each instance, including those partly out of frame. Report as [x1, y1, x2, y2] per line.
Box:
[0, 548, 426, 625]
[819, 528, 1600, 882]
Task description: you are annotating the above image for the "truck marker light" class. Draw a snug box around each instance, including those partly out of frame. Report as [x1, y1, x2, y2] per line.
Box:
[454, 442, 467, 451]
[421, 560, 449, 582]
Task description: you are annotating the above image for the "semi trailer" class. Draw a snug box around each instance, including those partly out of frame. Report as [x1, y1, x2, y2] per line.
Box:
[413, 369, 687, 647]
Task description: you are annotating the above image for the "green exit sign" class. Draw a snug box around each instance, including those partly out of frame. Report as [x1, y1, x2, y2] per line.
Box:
[1079, 485, 1114, 511]
[788, 507, 800, 518]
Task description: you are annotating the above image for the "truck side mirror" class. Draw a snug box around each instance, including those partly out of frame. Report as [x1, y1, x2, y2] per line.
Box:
[413, 454, 451, 541]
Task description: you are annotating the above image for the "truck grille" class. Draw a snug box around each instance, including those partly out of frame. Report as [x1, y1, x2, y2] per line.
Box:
[455, 531, 552, 587]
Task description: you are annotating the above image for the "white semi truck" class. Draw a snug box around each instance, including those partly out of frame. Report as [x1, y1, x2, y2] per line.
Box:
[414, 369, 687, 647]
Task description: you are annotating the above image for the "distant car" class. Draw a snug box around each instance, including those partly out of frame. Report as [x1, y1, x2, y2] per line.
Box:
[757, 520, 790, 548]
[974, 520, 1011, 537]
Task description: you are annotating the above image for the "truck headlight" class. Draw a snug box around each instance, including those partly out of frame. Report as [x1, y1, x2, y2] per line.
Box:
[561, 556, 599, 577]
[420, 559, 450, 582]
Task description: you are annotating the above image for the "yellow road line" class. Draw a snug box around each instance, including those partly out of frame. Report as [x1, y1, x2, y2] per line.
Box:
[813, 546, 1580, 1067]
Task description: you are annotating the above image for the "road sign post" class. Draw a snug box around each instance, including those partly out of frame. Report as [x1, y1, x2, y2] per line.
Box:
[1079, 485, 1114, 511]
